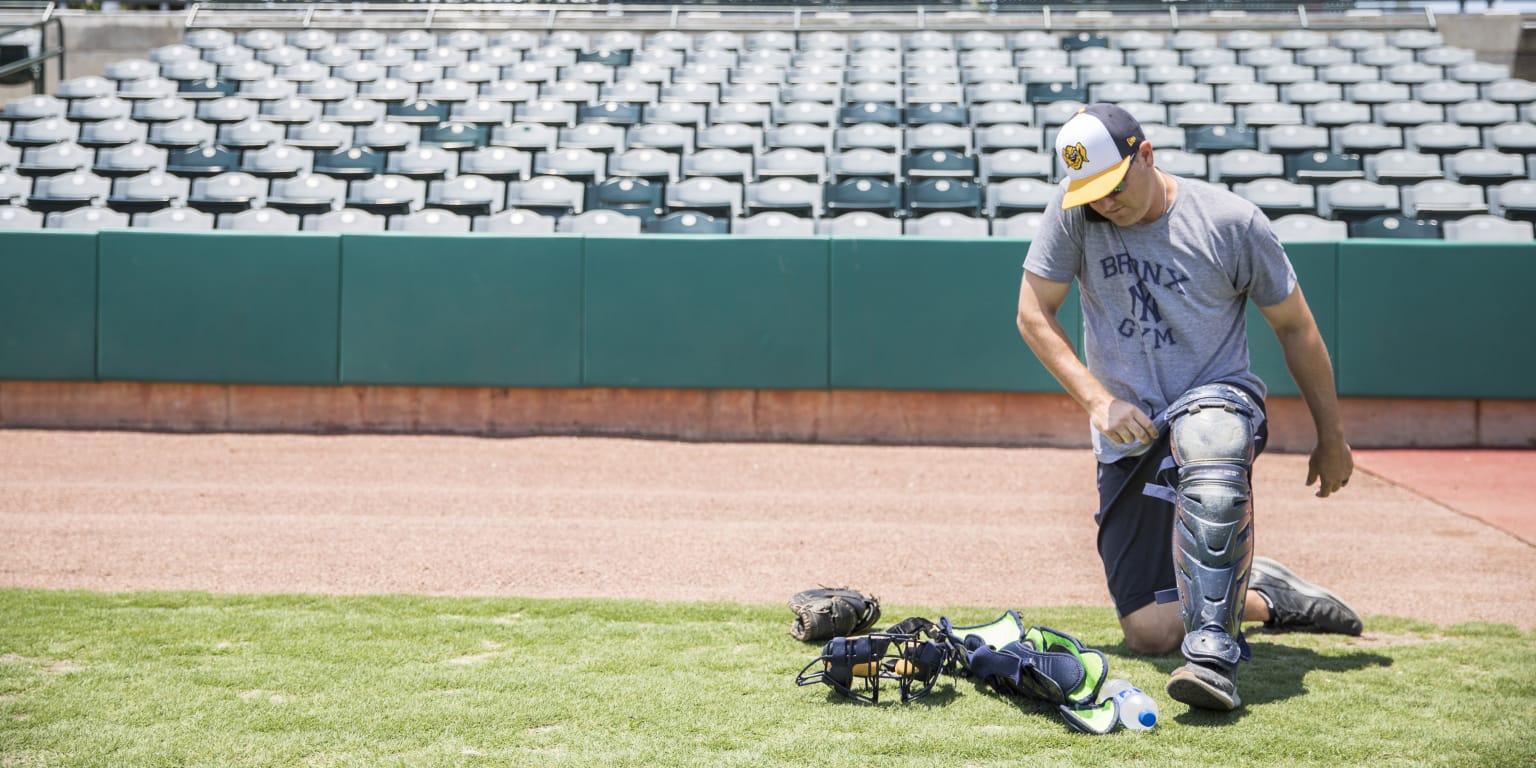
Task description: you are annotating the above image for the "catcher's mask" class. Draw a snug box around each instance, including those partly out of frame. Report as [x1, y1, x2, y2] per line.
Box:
[795, 632, 951, 704]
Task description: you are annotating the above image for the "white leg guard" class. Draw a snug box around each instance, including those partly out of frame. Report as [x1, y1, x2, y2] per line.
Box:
[1167, 384, 1260, 672]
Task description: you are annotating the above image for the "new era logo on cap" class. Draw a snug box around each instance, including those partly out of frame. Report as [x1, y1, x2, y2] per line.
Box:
[1055, 103, 1147, 209]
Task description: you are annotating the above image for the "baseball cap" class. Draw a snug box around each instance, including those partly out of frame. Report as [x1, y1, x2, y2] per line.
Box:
[1055, 103, 1147, 209]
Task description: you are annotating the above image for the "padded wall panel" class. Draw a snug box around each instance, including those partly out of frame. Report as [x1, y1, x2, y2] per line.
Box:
[1337, 240, 1536, 398]
[584, 236, 830, 389]
[97, 231, 341, 385]
[1244, 242, 1339, 399]
[0, 232, 98, 380]
[831, 237, 1077, 391]
[339, 234, 583, 386]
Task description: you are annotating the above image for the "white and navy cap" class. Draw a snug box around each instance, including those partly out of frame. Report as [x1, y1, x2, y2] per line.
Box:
[1055, 103, 1147, 209]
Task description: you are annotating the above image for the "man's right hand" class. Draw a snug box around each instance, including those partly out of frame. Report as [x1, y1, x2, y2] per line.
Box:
[1092, 397, 1160, 446]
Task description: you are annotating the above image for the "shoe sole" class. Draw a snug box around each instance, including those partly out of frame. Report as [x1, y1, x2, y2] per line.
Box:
[1166, 667, 1241, 711]
[1252, 557, 1363, 635]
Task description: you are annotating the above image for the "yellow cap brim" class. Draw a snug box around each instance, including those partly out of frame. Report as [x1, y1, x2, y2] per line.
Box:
[1060, 154, 1133, 209]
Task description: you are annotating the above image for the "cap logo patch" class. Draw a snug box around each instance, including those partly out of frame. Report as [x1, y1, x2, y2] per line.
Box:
[1061, 142, 1088, 171]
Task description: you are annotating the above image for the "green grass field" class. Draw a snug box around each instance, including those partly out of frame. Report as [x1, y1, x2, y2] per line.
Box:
[2, 589, 1533, 768]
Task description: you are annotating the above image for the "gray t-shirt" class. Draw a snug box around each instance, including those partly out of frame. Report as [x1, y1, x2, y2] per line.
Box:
[1023, 175, 1297, 463]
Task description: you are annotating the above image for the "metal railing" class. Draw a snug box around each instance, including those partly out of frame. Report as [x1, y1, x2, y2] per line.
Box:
[177, 1, 1444, 33]
[0, 3, 65, 95]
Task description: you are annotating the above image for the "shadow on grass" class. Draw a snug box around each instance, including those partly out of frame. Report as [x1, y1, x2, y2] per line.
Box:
[1100, 636, 1394, 726]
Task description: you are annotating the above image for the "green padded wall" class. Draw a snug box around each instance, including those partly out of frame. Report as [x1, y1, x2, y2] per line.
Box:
[97, 231, 341, 385]
[583, 236, 829, 389]
[1244, 242, 1340, 398]
[339, 234, 582, 386]
[830, 237, 1079, 391]
[1336, 240, 1536, 398]
[0, 231, 98, 380]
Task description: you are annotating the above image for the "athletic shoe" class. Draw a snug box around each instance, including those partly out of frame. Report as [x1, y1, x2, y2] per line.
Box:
[1249, 557, 1363, 636]
[1166, 662, 1241, 711]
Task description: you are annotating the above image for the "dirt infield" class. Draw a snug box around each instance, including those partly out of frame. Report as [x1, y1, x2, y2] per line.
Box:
[1, 429, 1532, 630]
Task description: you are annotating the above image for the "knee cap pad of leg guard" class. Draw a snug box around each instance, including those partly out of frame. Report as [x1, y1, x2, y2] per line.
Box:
[1168, 385, 1258, 645]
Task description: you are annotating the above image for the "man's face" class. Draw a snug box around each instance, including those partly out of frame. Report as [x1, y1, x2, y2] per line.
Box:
[1087, 146, 1156, 226]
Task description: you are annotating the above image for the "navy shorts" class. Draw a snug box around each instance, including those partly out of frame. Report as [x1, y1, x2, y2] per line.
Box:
[1094, 414, 1268, 618]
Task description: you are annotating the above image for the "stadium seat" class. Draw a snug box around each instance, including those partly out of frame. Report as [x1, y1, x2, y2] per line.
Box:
[1347, 214, 1440, 239]
[1233, 178, 1317, 218]
[302, 208, 386, 232]
[1285, 151, 1364, 185]
[387, 146, 457, 180]
[46, 206, 128, 230]
[757, 148, 824, 182]
[683, 148, 752, 184]
[1489, 181, 1536, 223]
[1364, 150, 1443, 186]
[644, 210, 728, 234]
[1445, 150, 1526, 187]
[608, 148, 679, 184]
[906, 178, 982, 217]
[29, 171, 110, 212]
[106, 170, 189, 213]
[391, 209, 471, 233]
[558, 209, 643, 234]
[475, 208, 556, 233]
[312, 146, 384, 179]
[744, 177, 821, 218]
[267, 174, 344, 215]
[1318, 180, 1400, 221]
[1155, 149, 1209, 180]
[1406, 123, 1481, 155]
[733, 211, 816, 236]
[828, 148, 899, 182]
[491, 123, 559, 154]
[188, 171, 267, 213]
[816, 211, 902, 236]
[903, 212, 989, 238]
[1334, 124, 1403, 156]
[666, 177, 742, 219]
[0, 170, 26, 205]
[1401, 180, 1487, 219]
[459, 147, 531, 182]
[0, 205, 44, 229]
[427, 175, 506, 217]
[585, 176, 663, 221]
[1209, 149, 1284, 185]
[980, 149, 1052, 183]
[133, 207, 214, 230]
[1269, 213, 1348, 241]
[904, 148, 977, 179]
[420, 121, 489, 151]
[217, 207, 300, 231]
[823, 177, 901, 218]
[1441, 214, 1532, 241]
[987, 178, 1057, 219]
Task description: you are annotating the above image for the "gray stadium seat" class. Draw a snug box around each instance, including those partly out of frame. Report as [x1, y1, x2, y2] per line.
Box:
[1445, 150, 1527, 187]
[107, 170, 189, 212]
[1401, 180, 1487, 219]
[303, 208, 386, 232]
[1490, 181, 1536, 222]
[683, 148, 752, 183]
[506, 175, 584, 218]
[346, 174, 425, 216]
[8, 117, 77, 147]
[391, 209, 471, 232]
[188, 171, 267, 213]
[1318, 180, 1400, 221]
[267, 173, 344, 215]
[475, 208, 556, 233]
[987, 178, 1056, 218]
[744, 177, 821, 218]
[1407, 123, 1485, 155]
[0, 205, 44, 229]
[46, 207, 129, 230]
[904, 212, 988, 238]
[558, 209, 642, 234]
[666, 176, 742, 219]
[1442, 215, 1533, 242]
[733, 211, 816, 236]
[828, 148, 899, 182]
[1269, 213, 1347, 241]
[29, 171, 110, 212]
[217, 208, 300, 231]
[1365, 150, 1443, 186]
[816, 211, 902, 236]
[1155, 149, 1209, 179]
[1209, 149, 1284, 184]
[427, 175, 505, 217]
[133, 207, 215, 230]
[0, 171, 27, 205]
[1233, 178, 1317, 218]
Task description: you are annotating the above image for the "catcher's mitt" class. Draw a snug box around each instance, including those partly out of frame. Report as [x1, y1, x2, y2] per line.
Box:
[788, 587, 881, 642]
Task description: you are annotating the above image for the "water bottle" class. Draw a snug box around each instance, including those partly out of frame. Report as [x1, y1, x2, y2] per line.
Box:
[1100, 678, 1159, 731]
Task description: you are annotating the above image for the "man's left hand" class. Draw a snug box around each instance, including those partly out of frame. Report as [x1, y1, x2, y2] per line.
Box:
[1307, 438, 1354, 498]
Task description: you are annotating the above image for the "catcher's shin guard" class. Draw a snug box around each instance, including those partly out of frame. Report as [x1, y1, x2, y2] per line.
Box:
[1165, 384, 1259, 671]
